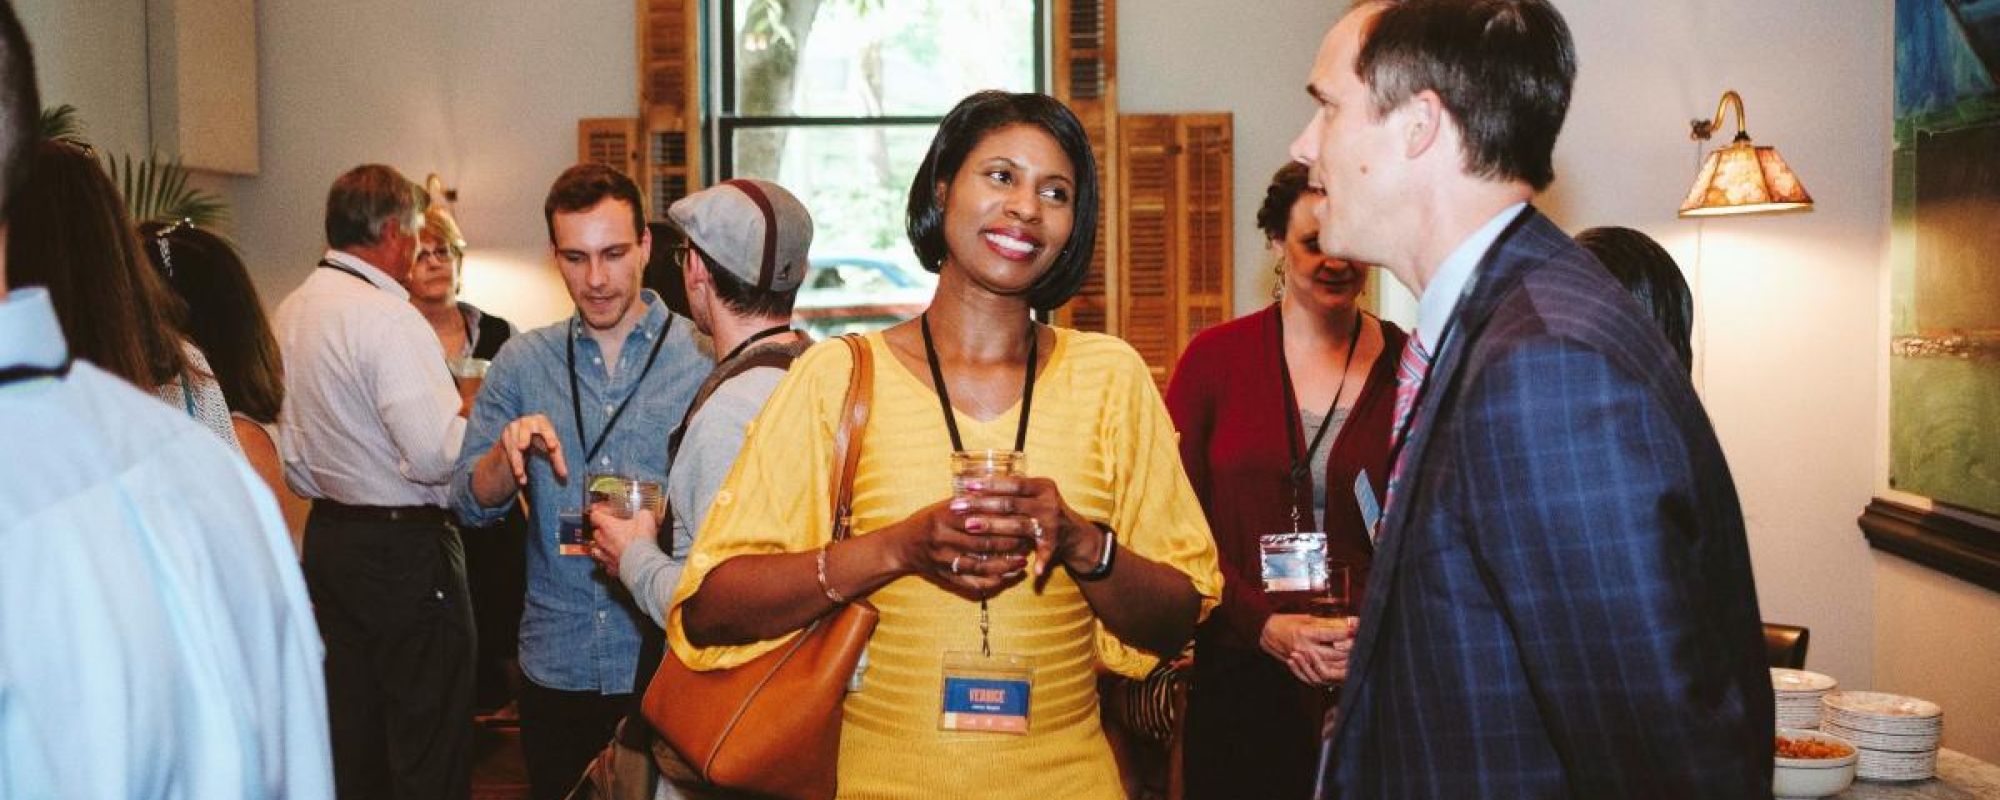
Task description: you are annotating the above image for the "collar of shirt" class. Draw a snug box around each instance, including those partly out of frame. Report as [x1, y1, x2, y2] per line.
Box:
[1415, 202, 1528, 353]
[569, 289, 672, 348]
[0, 288, 70, 373]
[321, 249, 411, 300]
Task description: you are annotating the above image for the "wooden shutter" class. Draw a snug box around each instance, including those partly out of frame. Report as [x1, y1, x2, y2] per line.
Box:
[1118, 115, 1177, 383]
[1117, 112, 1234, 386]
[635, 0, 702, 220]
[1176, 114, 1232, 353]
[576, 117, 640, 175]
[1051, 0, 1119, 334]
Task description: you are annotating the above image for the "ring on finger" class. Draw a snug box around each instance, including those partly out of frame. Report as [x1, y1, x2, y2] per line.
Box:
[1029, 517, 1044, 543]
[950, 555, 963, 575]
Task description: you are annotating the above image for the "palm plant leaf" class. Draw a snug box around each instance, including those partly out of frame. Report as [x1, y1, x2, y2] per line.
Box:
[38, 104, 87, 145]
[106, 152, 229, 228]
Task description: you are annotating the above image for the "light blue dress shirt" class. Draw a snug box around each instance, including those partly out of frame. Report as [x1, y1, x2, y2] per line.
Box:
[451, 292, 705, 693]
[0, 288, 334, 799]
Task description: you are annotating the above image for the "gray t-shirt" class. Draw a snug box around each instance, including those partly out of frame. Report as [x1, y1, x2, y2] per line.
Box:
[618, 365, 789, 627]
[1299, 405, 1351, 526]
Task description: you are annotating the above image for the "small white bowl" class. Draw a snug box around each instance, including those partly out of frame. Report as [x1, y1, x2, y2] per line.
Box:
[1774, 728, 1858, 799]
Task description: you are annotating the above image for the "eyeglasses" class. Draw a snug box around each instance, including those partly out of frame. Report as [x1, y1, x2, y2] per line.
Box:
[416, 246, 456, 264]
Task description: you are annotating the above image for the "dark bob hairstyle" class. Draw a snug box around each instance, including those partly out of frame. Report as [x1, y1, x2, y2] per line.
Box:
[905, 90, 1100, 312]
[1575, 225, 1693, 374]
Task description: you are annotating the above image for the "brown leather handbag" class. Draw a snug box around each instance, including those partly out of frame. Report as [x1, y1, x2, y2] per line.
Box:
[642, 334, 879, 800]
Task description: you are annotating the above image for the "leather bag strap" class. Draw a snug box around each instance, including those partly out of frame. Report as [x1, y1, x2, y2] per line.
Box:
[829, 334, 873, 543]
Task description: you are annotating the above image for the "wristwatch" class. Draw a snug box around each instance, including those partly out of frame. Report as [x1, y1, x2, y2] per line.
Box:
[1072, 522, 1116, 580]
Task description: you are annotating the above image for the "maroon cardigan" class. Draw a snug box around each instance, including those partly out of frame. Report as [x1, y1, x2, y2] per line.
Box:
[1166, 303, 1406, 652]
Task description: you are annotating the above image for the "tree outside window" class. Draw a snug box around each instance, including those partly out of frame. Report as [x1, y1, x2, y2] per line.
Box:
[720, 0, 1041, 335]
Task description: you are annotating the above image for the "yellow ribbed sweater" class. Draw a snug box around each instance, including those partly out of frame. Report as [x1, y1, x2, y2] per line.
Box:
[665, 328, 1221, 799]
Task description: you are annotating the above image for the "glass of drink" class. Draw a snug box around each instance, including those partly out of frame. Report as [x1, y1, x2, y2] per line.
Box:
[586, 473, 666, 523]
[447, 356, 490, 399]
[1308, 561, 1355, 691]
[951, 450, 1027, 564]
[950, 450, 1025, 498]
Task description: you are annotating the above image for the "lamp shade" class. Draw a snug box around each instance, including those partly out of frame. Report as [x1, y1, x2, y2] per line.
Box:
[1679, 137, 1812, 217]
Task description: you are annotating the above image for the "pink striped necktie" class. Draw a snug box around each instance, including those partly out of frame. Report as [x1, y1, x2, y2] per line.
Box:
[1382, 332, 1433, 529]
[1391, 332, 1433, 445]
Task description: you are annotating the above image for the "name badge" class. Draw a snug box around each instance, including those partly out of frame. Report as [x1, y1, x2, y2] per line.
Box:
[557, 509, 590, 556]
[1355, 470, 1382, 532]
[1259, 532, 1329, 593]
[939, 652, 1032, 734]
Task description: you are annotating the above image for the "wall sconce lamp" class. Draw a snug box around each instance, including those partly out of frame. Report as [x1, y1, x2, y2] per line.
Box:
[1679, 90, 1812, 218]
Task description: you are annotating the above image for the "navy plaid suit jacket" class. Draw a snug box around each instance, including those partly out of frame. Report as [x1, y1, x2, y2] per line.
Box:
[1324, 208, 1775, 799]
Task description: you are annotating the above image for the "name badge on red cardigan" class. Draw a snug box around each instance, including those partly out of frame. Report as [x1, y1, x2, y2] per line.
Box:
[1259, 532, 1329, 593]
[1356, 470, 1383, 535]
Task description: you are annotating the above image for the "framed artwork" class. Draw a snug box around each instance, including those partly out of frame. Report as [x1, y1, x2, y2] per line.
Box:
[1865, 0, 2000, 592]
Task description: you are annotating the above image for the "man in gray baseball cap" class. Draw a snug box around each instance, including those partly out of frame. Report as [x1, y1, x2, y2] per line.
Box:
[592, 176, 815, 630]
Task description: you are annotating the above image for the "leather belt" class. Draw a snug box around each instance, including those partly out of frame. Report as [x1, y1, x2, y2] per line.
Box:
[311, 498, 450, 525]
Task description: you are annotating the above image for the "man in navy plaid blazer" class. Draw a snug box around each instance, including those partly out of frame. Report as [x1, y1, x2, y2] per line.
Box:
[1291, 1, 1774, 797]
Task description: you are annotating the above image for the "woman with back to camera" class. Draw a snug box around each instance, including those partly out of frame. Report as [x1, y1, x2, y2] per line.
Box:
[662, 90, 1221, 798]
[140, 219, 309, 542]
[6, 139, 239, 451]
[1165, 162, 1407, 800]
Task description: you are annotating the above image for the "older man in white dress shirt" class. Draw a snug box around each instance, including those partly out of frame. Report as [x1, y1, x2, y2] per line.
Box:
[274, 164, 475, 800]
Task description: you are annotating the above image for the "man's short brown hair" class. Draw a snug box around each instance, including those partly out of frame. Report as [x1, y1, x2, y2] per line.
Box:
[1355, 0, 1575, 191]
[543, 164, 647, 243]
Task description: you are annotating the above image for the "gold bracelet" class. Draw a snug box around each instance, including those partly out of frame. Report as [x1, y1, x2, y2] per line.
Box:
[816, 544, 848, 604]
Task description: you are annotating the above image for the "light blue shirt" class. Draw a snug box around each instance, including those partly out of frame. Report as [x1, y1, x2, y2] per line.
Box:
[0, 288, 334, 799]
[451, 292, 706, 693]
[1416, 202, 1529, 353]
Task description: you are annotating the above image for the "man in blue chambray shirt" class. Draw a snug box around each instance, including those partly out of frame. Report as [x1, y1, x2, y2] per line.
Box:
[452, 164, 704, 800]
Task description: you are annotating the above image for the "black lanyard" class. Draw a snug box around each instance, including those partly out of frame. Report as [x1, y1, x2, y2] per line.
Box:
[920, 311, 1038, 658]
[919, 313, 1037, 453]
[567, 315, 674, 470]
[717, 323, 795, 366]
[317, 259, 372, 284]
[1275, 309, 1365, 532]
[0, 356, 73, 389]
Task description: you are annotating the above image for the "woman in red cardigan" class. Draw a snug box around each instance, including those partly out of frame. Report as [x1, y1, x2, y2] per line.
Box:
[1167, 162, 1407, 800]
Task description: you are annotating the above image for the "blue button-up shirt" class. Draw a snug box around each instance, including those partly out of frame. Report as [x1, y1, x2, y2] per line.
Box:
[451, 292, 705, 693]
[2, 288, 335, 798]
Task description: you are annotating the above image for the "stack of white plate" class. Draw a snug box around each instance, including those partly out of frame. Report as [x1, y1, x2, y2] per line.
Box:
[1821, 691, 1944, 781]
[1771, 668, 1836, 729]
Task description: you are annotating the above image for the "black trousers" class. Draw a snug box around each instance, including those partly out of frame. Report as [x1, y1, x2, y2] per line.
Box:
[303, 508, 476, 800]
[462, 506, 528, 710]
[519, 679, 632, 800]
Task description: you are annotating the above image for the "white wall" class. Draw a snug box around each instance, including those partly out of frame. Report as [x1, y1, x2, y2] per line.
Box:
[217, 0, 642, 329]
[17, 0, 151, 158]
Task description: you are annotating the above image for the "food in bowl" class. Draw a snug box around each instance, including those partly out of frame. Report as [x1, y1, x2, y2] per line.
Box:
[1773, 729, 1858, 799]
[1776, 734, 1854, 760]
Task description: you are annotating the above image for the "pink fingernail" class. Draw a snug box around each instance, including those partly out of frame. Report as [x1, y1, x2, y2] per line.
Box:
[948, 499, 971, 512]
[966, 480, 985, 492]
[967, 518, 986, 531]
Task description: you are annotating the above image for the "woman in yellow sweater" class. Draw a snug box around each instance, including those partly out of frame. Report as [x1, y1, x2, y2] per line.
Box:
[664, 91, 1222, 798]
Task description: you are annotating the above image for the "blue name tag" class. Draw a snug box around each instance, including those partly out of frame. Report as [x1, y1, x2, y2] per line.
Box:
[1355, 471, 1382, 533]
[940, 675, 1030, 734]
[558, 510, 589, 556]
